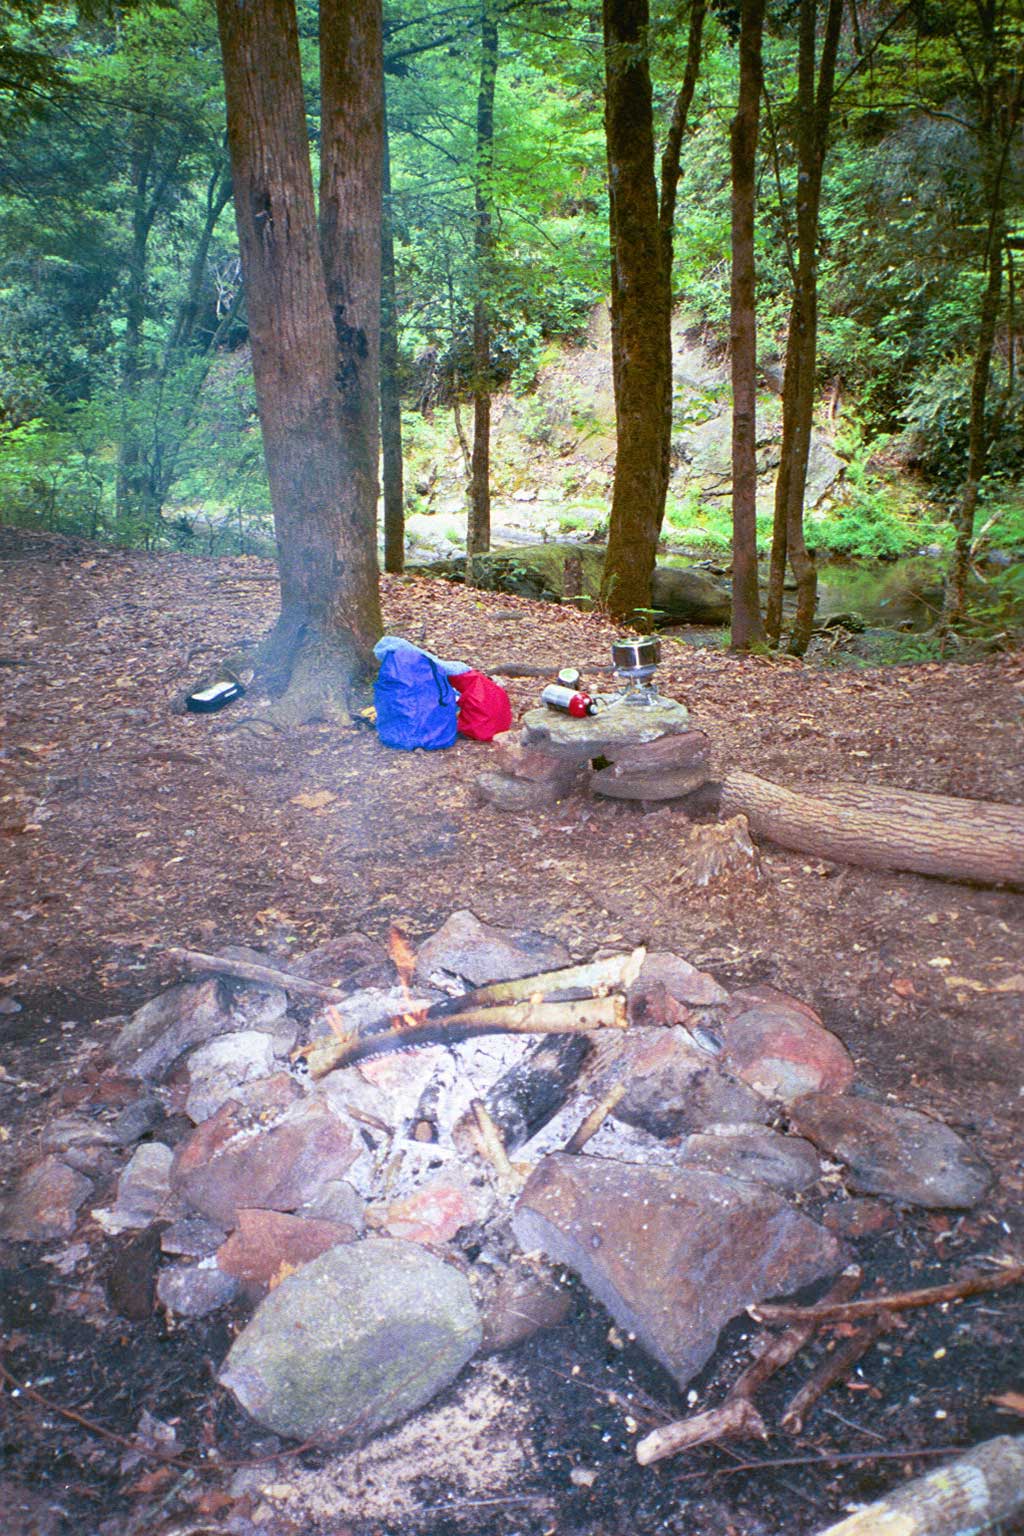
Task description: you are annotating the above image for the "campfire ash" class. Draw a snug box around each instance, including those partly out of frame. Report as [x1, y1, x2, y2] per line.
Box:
[0, 911, 1003, 1477]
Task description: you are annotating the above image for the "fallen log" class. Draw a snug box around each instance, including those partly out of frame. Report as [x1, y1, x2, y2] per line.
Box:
[809, 1434, 1024, 1536]
[720, 772, 1024, 887]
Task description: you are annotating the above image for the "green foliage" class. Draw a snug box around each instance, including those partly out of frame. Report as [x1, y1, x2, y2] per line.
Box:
[0, 412, 110, 538]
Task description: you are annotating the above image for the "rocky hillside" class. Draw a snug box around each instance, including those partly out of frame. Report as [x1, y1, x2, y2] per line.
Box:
[403, 304, 846, 566]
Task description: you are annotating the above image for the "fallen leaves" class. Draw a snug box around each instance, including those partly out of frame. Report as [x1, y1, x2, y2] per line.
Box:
[290, 788, 338, 811]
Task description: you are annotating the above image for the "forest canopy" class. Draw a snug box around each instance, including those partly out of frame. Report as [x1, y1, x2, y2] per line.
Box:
[0, 0, 1020, 642]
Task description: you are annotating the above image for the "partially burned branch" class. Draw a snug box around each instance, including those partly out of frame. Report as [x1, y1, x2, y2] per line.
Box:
[443, 949, 646, 1011]
[750, 1262, 1024, 1325]
[301, 994, 629, 1079]
[636, 1267, 863, 1465]
[473, 1035, 592, 1153]
[166, 946, 353, 1004]
[467, 1097, 521, 1190]
[564, 1082, 627, 1154]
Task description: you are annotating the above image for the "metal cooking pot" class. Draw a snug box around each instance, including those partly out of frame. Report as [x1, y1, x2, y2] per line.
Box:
[611, 637, 661, 671]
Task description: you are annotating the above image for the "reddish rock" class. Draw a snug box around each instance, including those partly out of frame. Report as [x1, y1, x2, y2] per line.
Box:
[822, 1198, 898, 1239]
[633, 951, 730, 1008]
[171, 1098, 359, 1227]
[216, 1208, 357, 1298]
[717, 987, 855, 1103]
[791, 1093, 991, 1209]
[512, 1153, 842, 1390]
[374, 1178, 484, 1245]
[478, 1260, 572, 1352]
[292, 932, 391, 991]
[0, 1156, 93, 1242]
[606, 1027, 769, 1139]
[491, 734, 583, 786]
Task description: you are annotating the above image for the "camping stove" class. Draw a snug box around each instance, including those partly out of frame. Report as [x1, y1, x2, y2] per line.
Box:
[611, 636, 661, 706]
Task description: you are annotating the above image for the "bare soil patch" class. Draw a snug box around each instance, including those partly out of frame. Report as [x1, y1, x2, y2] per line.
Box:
[1, 528, 1022, 1535]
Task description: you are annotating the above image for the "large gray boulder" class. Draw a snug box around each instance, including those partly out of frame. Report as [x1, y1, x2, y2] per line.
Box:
[651, 566, 731, 625]
[219, 1238, 482, 1442]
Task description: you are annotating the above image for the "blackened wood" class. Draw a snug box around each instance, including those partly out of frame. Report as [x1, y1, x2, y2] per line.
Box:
[481, 1035, 592, 1151]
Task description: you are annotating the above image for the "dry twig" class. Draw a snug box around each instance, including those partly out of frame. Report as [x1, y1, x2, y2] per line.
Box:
[749, 1261, 1024, 1325]
[635, 1267, 864, 1466]
[780, 1313, 893, 1436]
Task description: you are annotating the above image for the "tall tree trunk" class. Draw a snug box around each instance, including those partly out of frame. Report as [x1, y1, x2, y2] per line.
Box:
[765, 0, 843, 656]
[658, 0, 707, 526]
[467, 0, 498, 582]
[380, 95, 405, 574]
[599, 0, 672, 622]
[942, 16, 1021, 628]
[116, 129, 179, 541]
[215, 0, 382, 723]
[729, 0, 767, 650]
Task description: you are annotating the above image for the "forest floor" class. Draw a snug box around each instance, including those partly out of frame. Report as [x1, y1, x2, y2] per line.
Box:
[1, 525, 1023, 1536]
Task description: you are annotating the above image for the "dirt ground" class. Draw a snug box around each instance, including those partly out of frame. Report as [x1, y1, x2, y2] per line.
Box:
[1, 526, 1023, 1536]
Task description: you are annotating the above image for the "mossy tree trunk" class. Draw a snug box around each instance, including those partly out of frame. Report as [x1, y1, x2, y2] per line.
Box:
[380, 98, 405, 575]
[600, 0, 672, 621]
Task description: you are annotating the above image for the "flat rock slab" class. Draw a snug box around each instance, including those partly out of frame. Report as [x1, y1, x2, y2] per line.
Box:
[791, 1093, 991, 1209]
[520, 697, 691, 762]
[513, 1154, 842, 1390]
[219, 1238, 482, 1443]
[94, 1141, 175, 1234]
[588, 762, 709, 802]
[415, 909, 571, 985]
[679, 1125, 822, 1192]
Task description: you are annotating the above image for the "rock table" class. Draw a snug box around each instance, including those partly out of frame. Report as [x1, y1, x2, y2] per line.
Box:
[477, 696, 712, 811]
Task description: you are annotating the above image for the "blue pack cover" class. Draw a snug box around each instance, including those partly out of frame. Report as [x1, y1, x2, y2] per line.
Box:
[374, 646, 458, 751]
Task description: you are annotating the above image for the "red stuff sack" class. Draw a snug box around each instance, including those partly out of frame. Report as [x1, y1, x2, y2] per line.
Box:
[450, 670, 512, 742]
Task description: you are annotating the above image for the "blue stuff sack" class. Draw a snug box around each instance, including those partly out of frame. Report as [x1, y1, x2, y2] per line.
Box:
[374, 646, 458, 751]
